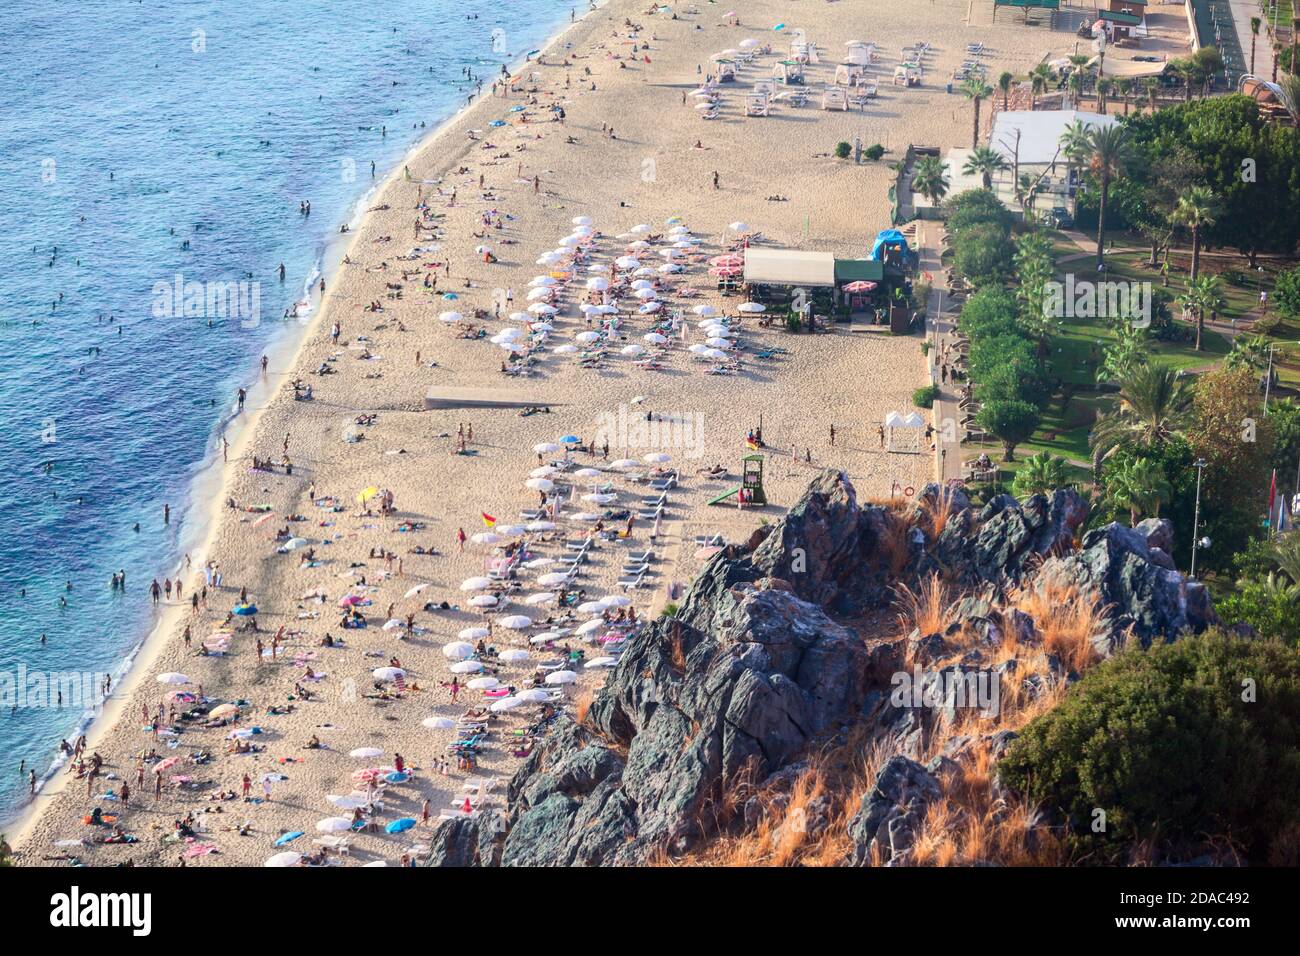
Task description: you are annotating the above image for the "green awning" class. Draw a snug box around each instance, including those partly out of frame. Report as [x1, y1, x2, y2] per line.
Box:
[1099, 9, 1142, 24]
[994, 0, 1060, 8]
[834, 259, 885, 282]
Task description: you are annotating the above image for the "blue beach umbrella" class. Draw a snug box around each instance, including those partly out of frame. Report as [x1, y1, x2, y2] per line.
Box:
[774, 23, 785, 31]
[384, 771, 410, 784]
[275, 831, 304, 846]
[232, 603, 258, 616]
[559, 435, 581, 444]
[385, 818, 417, 834]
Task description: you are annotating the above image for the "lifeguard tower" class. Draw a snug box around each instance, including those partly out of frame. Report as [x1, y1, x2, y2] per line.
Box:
[822, 87, 849, 110]
[834, 64, 864, 87]
[707, 454, 768, 507]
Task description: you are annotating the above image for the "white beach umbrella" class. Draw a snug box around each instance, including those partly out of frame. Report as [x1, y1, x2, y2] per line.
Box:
[499, 614, 533, 630]
[615, 256, 640, 270]
[575, 331, 601, 344]
[577, 600, 607, 614]
[644, 452, 672, 463]
[693, 304, 717, 317]
[537, 572, 569, 586]
[525, 592, 556, 606]
[317, 817, 353, 833]
[469, 594, 498, 608]
[529, 303, 558, 315]
[729, 221, 750, 233]
[460, 576, 492, 591]
[572, 215, 593, 226]
[529, 275, 558, 287]
[738, 301, 766, 313]
[586, 656, 618, 669]
[471, 531, 503, 545]
[467, 677, 500, 690]
[639, 302, 663, 314]
[326, 794, 368, 810]
[536, 252, 563, 266]
[518, 688, 551, 703]
[524, 557, 557, 569]
[631, 278, 654, 290]
[525, 477, 555, 493]
[525, 287, 553, 302]
[450, 660, 484, 674]
[573, 467, 602, 479]
[439, 311, 465, 324]
[586, 277, 610, 291]
[531, 631, 564, 644]
[382, 618, 404, 631]
[621, 344, 647, 357]
[689, 343, 710, 355]
[508, 311, 531, 322]
[421, 716, 456, 730]
[633, 288, 657, 301]
[629, 223, 651, 234]
[553, 344, 578, 354]
[265, 852, 302, 868]
[495, 524, 526, 536]
[530, 465, 558, 478]
[443, 641, 475, 659]
[569, 512, 601, 522]
[490, 696, 524, 712]
[349, 747, 383, 759]
[533, 442, 562, 454]
[545, 670, 578, 685]
[557, 235, 581, 248]
[526, 520, 557, 532]
[577, 619, 606, 635]
[610, 459, 639, 470]
[706, 337, 734, 349]
[156, 672, 191, 685]
[371, 667, 405, 682]
[602, 595, 632, 608]
[499, 649, 531, 663]
[581, 492, 617, 505]
[644, 332, 668, 345]
[704, 348, 728, 360]
[403, 583, 429, 598]
[457, 626, 489, 640]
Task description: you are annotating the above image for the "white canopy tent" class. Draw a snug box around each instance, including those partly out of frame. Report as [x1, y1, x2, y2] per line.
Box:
[884, 410, 926, 454]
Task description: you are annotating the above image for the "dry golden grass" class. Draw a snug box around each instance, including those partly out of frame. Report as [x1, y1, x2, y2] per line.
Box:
[894, 573, 954, 640]
[573, 687, 594, 725]
[1007, 578, 1105, 674]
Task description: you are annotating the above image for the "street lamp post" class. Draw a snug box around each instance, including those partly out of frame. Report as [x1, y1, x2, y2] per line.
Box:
[1190, 457, 1208, 579]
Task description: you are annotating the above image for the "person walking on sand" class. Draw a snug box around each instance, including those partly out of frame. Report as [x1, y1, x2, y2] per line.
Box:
[242, 773, 251, 799]
[262, 777, 273, 801]
[878, 424, 885, 448]
[237, 387, 246, 411]
[712, 170, 720, 189]
[829, 423, 835, 447]
[150, 579, 161, 604]
[456, 527, 466, 552]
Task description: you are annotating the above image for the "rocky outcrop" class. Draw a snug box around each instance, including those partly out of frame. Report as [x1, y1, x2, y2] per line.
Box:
[847, 756, 942, 866]
[426, 472, 1214, 867]
[1040, 522, 1216, 655]
[934, 489, 1089, 585]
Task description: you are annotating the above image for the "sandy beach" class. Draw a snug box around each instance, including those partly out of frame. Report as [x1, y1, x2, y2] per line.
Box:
[14, 0, 1053, 866]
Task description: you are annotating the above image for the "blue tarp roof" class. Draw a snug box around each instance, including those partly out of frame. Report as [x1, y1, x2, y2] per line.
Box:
[869, 229, 909, 261]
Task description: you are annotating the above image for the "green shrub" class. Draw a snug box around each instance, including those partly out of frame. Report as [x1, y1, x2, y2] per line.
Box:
[999, 632, 1300, 862]
[1273, 266, 1300, 321]
[834, 141, 852, 160]
[1215, 578, 1300, 645]
[912, 384, 939, 408]
[864, 143, 885, 161]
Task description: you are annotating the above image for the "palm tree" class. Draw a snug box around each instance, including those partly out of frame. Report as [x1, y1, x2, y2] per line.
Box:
[1089, 363, 1194, 471]
[1226, 332, 1273, 372]
[1105, 456, 1172, 525]
[1271, 533, 1300, 584]
[911, 155, 950, 204]
[1097, 77, 1114, 115]
[998, 71, 1014, 111]
[1172, 185, 1219, 283]
[1029, 63, 1051, 110]
[1250, 16, 1261, 77]
[1011, 452, 1071, 499]
[1087, 123, 1135, 267]
[960, 77, 993, 148]
[1117, 78, 1132, 115]
[1277, 74, 1300, 125]
[1177, 274, 1226, 352]
[1143, 76, 1159, 113]
[961, 145, 1008, 189]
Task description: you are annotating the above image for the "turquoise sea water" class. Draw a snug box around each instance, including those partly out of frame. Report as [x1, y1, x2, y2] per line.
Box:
[0, 0, 573, 818]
